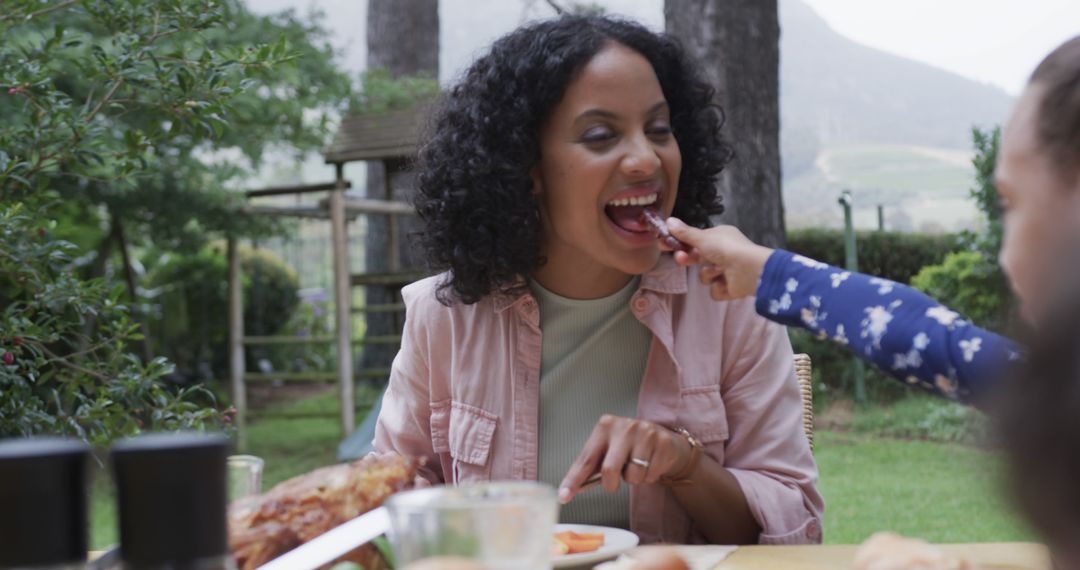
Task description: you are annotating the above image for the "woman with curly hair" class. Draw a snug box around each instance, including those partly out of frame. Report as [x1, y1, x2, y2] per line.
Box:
[374, 14, 823, 545]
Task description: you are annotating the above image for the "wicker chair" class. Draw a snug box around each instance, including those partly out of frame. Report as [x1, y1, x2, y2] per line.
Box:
[793, 353, 814, 450]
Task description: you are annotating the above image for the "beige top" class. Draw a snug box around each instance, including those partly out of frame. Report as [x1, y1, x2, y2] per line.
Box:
[531, 277, 651, 529]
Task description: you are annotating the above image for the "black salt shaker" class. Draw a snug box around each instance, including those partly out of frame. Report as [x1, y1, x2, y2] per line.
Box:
[0, 437, 90, 570]
[110, 433, 233, 570]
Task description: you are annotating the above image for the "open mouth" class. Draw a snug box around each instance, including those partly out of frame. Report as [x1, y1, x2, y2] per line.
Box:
[604, 192, 660, 233]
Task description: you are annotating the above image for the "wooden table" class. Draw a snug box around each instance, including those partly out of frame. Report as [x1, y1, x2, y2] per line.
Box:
[712, 543, 1049, 569]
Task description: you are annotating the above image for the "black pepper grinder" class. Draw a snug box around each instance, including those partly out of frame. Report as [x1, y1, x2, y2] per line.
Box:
[0, 437, 90, 570]
[110, 433, 234, 570]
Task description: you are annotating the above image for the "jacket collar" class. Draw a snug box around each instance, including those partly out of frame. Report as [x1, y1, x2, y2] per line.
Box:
[491, 255, 688, 313]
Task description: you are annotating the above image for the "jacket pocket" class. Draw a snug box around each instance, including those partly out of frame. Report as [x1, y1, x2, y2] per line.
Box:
[431, 400, 498, 483]
[677, 385, 729, 445]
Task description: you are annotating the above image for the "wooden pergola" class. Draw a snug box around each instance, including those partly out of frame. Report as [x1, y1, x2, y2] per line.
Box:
[227, 103, 430, 450]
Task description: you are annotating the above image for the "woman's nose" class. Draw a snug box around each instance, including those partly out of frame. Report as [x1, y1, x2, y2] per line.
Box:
[620, 135, 661, 177]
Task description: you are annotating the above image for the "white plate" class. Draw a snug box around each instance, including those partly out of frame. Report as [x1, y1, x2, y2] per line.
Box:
[552, 523, 639, 568]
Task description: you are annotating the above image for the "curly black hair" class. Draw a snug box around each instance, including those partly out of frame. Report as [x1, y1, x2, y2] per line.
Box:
[415, 14, 731, 305]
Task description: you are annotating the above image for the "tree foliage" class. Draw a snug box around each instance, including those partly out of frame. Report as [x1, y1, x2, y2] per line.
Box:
[912, 127, 1013, 332]
[787, 228, 961, 286]
[1, 0, 353, 251]
[145, 243, 299, 382]
[351, 68, 439, 117]
[0, 0, 353, 444]
[0, 201, 225, 444]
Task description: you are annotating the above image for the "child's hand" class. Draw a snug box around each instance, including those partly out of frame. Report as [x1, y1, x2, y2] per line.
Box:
[663, 217, 774, 301]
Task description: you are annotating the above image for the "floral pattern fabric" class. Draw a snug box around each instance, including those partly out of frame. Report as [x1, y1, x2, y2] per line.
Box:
[755, 250, 1023, 405]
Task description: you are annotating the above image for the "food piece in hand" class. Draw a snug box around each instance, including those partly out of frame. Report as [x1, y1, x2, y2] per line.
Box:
[640, 209, 686, 251]
[553, 530, 605, 555]
[853, 532, 976, 570]
[228, 453, 417, 570]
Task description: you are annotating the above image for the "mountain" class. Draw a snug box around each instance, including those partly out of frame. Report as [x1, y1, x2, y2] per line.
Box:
[779, 0, 1014, 180]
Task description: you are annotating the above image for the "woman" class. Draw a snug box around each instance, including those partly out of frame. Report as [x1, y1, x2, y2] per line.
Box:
[656, 36, 1080, 408]
[375, 14, 823, 545]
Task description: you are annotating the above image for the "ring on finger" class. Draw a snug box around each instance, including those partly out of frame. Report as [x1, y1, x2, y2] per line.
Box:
[630, 457, 650, 469]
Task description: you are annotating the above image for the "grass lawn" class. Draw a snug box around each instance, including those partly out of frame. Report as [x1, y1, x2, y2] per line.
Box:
[815, 431, 1032, 543]
[89, 389, 1033, 548]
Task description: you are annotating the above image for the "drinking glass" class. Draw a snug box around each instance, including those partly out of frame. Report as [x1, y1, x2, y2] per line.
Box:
[226, 454, 264, 502]
[385, 481, 558, 570]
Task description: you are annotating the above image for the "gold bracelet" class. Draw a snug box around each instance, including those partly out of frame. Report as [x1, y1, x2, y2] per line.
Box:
[660, 427, 703, 486]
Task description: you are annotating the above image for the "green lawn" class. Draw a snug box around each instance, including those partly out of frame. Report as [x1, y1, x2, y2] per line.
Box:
[89, 390, 1033, 548]
[815, 431, 1032, 543]
[246, 390, 348, 488]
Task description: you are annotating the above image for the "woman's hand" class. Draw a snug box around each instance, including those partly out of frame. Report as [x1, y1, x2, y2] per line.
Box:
[660, 217, 775, 301]
[557, 415, 692, 504]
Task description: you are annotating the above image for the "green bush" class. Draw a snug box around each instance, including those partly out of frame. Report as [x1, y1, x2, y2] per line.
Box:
[909, 128, 1014, 333]
[790, 329, 909, 406]
[786, 229, 962, 285]
[911, 250, 1012, 332]
[145, 243, 299, 383]
[848, 393, 989, 445]
[351, 68, 439, 116]
[277, 289, 334, 375]
[1, 200, 227, 445]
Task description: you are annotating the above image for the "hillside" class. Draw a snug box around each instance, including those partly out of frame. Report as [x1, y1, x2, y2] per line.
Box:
[779, 0, 1013, 230]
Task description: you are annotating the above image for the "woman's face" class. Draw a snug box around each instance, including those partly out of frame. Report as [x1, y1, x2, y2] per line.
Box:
[531, 42, 682, 298]
[996, 83, 1080, 324]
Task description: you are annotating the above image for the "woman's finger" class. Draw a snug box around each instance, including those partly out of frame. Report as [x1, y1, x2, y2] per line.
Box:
[673, 248, 704, 266]
[597, 416, 635, 493]
[625, 425, 659, 485]
[710, 278, 733, 300]
[558, 419, 611, 503]
[699, 265, 724, 285]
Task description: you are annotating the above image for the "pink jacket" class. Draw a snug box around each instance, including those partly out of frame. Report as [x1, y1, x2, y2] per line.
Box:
[374, 257, 824, 544]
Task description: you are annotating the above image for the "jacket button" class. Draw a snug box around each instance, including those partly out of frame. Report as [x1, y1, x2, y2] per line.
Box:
[632, 297, 650, 312]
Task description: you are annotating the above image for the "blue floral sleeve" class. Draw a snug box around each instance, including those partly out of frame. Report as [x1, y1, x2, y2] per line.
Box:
[755, 249, 1023, 405]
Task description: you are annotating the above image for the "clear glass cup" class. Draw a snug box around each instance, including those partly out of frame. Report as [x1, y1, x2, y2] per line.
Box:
[384, 481, 558, 570]
[226, 454, 264, 502]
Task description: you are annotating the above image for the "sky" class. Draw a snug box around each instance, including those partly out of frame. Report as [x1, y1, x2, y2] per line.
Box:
[801, 0, 1080, 95]
[249, 0, 1080, 95]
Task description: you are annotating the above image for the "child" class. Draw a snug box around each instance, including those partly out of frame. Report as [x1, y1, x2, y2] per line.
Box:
[658, 38, 1080, 406]
[660, 35, 1080, 560]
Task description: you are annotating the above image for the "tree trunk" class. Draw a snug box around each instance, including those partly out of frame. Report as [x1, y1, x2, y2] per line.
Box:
[367, 0, 439, 76]
[665, 0, 786, 247]
[110, 211, 154, 361]
[362, 0, 438, 377]
[79, 231, 114, 353]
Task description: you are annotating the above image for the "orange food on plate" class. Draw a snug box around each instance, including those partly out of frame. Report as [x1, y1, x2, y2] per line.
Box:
[553, 530, 606, 555]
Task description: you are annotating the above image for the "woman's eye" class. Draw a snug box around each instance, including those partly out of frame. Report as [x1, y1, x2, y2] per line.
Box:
[647, 123, 673, 139]
[580, 127, 615, 143]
